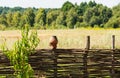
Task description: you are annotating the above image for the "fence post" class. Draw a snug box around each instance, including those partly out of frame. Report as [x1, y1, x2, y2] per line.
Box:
[53, 49, 58, 78]
[86, 36, 90, 50]
[83, 36, 90, 78]
[49, 36, 58, 78]
[111, 35, 115, 78]
[112, 35, 115, 49]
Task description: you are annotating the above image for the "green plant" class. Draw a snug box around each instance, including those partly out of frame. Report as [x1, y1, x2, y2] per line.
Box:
[2, 24, 40, 78]
[0, 24, 6, 30]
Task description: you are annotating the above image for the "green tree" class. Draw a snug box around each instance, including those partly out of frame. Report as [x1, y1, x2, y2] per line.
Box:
[34, 8, 46, 29]
[19, 15, 26, 28]
[61, 1, 74, 11]
[89, 16, 101, 27]
[77, 2, 88, 16]
[46, 10, 59, 26]
[0, 14, 7, 26]
[56, 12, 66, 26]
[100, 7, 112, 24]
[1, 7, 10, 14]
[0, 7, 3, 14]
[66, 8, 77, 28]
[104, 4, 120, 28]
[11, 7, 25, 13]
[88, 1, 97, 7]
[83, 4, 112, 27]
[20, 8, 35, 27]
[12, 12, 21, 27]
[6, 12, 13, 27]
[83, 8, 93, 23]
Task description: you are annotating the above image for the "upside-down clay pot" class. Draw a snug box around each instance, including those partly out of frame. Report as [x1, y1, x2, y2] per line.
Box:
[49, 36, 58, 49]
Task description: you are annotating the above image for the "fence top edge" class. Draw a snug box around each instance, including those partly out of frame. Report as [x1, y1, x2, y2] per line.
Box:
[0, 48, 120, 53]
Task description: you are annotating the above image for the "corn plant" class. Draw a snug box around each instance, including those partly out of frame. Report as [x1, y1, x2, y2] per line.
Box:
[2, 24, 40, 78]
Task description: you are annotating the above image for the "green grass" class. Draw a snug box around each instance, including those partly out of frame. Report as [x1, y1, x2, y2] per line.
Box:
[1, 28, 120, 49]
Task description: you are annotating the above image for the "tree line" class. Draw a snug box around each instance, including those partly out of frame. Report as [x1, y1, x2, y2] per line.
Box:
[0, 1, 120, 30]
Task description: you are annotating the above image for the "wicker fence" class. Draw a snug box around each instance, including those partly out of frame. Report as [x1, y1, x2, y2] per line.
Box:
[0, 35, 120, 78]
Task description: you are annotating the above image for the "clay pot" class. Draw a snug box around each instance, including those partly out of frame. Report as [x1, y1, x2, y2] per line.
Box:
[49, 36, 58, 49]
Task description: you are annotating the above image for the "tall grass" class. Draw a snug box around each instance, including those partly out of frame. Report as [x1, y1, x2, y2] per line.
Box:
[1, 28, 120, 49]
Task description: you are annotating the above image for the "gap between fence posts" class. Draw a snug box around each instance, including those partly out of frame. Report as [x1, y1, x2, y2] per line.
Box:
[83, 36, 90, 78]
[111, 35, 115, 78]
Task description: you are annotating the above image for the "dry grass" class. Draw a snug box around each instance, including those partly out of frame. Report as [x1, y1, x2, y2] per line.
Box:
[0, 28, 120, 49]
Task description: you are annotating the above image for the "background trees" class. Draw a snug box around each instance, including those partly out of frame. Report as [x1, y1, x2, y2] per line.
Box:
[12, 12, 21, 27]
[56, 12, 66, 26]
[34, 8, 46, 29]
[66, 8, 77, 28]
[0, 1, 119, 29]
[104, 3, 120, 28]
[46, 9, 59, 28]
[61, 1, 74, 11]
[23, 8, 35, 27]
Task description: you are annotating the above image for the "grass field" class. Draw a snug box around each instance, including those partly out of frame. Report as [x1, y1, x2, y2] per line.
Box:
[0, 28, 120, 49]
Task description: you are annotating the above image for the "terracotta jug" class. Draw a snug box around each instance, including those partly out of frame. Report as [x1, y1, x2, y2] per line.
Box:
[49, 36, 58, 49]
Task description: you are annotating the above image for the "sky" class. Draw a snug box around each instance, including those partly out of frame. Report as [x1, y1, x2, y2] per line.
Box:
[0, 0, 120, 8]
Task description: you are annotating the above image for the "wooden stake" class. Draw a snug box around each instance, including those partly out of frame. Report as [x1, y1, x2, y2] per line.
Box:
[83, 36, 90, 78]
[112, 35, 115, 49]
[111, 35, 115, 78]
[86, 36, 90, 50]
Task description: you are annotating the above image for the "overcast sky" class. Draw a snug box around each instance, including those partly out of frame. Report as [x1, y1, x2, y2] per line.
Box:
[0, 0, 119, 8]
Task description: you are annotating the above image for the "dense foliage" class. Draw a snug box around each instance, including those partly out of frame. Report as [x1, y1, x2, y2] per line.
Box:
[2, 25, 40, 78]
[0, 1, 120, 29]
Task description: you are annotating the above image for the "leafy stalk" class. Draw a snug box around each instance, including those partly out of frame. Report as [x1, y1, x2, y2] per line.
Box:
[2, 24, 40, 78]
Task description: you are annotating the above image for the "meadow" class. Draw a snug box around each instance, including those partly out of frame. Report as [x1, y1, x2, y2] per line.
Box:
[0, 28, 120, 49]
